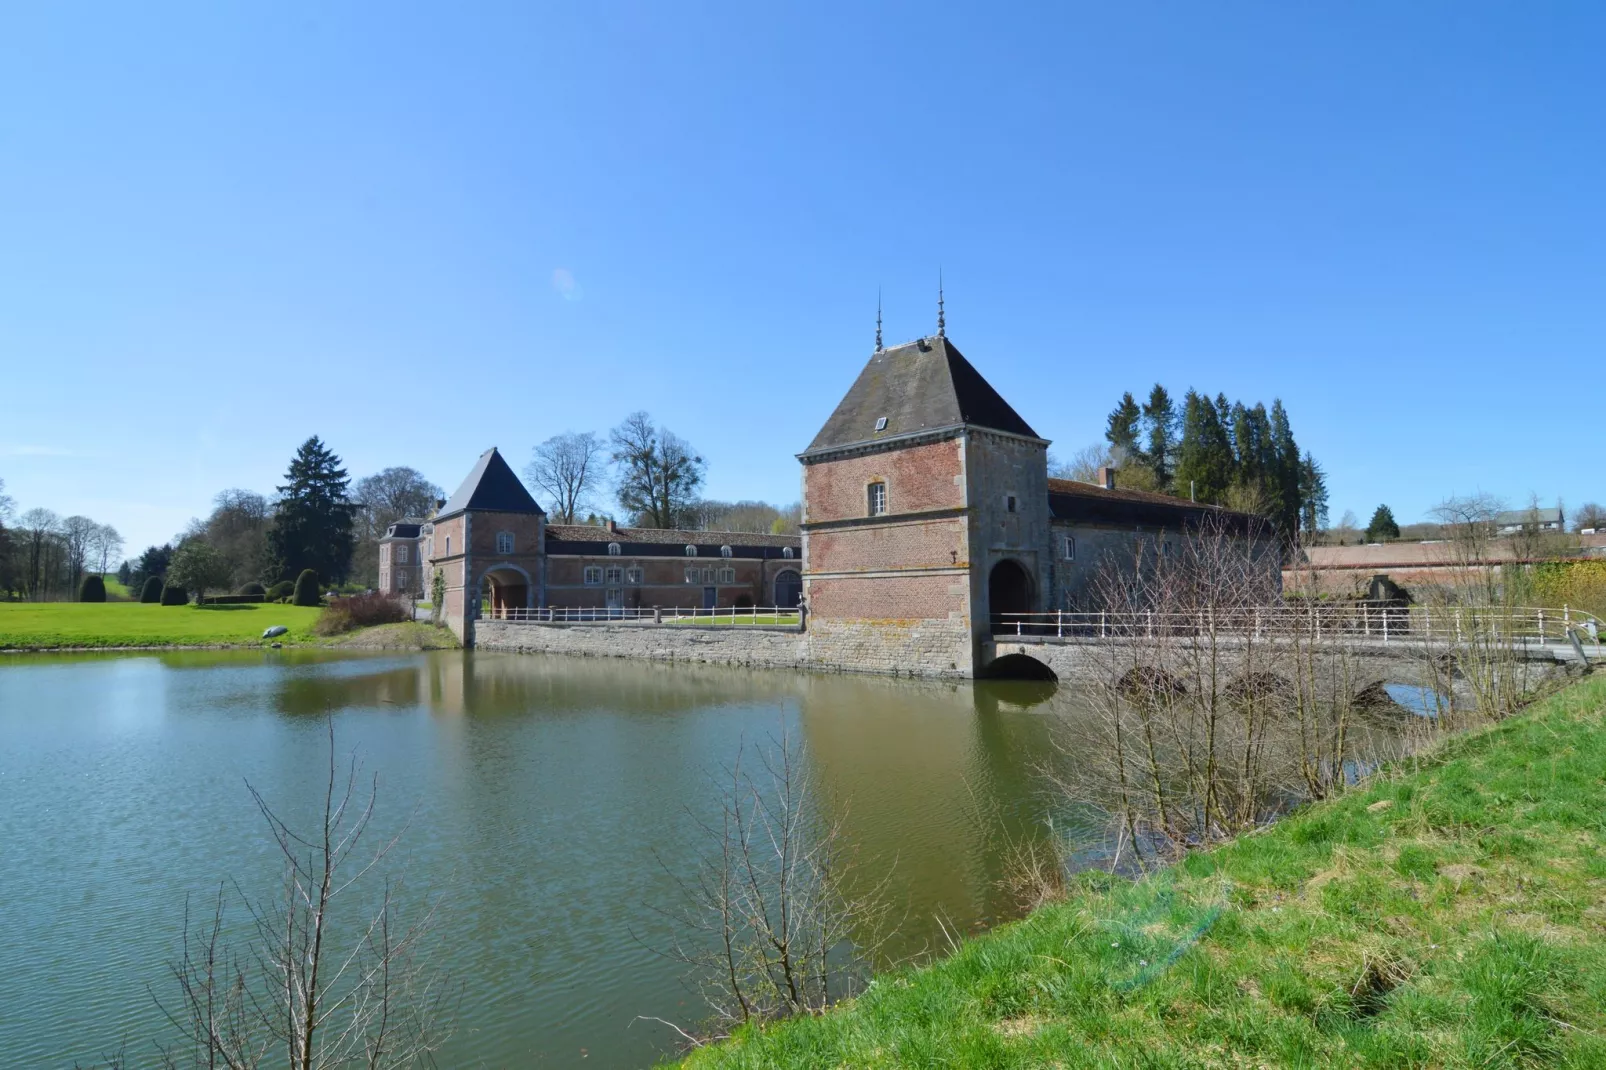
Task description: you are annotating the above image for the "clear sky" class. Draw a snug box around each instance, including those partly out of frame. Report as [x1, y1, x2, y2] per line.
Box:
[3, 3, 1603, 555]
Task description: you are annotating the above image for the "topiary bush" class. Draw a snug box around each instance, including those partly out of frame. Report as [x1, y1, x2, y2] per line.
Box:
[266, 580, 295, 600]
[79, 574, 107, 602]
[292, 569, 320, 607]
[160, 582, 189, 606]
[238, 581, 267, 596]
[140, 576, 164, 603]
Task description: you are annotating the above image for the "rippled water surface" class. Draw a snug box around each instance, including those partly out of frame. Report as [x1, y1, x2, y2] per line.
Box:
[0, 650, 1088, 1068]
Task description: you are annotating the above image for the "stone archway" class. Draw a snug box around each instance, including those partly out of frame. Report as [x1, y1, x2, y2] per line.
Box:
[987, 559, 1033, 629]
[479, 564, 533, 619]
[773, 569, 802, 608]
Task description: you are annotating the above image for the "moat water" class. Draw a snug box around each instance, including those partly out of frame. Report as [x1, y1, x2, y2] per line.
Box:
[0, 649, 1104, 1068]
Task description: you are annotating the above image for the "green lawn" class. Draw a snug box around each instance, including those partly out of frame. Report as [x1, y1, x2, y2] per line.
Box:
[677, 674, 1606, 1068]
[0, 601, 325, 649]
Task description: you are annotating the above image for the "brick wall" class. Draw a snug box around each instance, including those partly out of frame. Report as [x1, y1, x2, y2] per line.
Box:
[805, 573, 965, 620]
[802, 438, 965, 523]
[807, 517, 968, 573]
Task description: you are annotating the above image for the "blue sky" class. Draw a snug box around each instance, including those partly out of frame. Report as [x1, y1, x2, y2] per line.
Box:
[3, 2, 1603, 553]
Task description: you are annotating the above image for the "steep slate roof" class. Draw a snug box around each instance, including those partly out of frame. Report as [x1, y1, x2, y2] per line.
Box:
[435, 448, 544, 520]
[545, 524, 800, 549]
[802, 335, 1040, 457]
[382, 520, 423, 539]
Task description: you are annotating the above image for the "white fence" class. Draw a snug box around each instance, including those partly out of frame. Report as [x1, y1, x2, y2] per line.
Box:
[485, 605, 802, 627]
[991, 606, 1604, 648]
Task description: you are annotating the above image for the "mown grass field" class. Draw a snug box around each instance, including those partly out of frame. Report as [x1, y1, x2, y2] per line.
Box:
[0, 601, 325, 649]
[677, 674, 1606, 1069]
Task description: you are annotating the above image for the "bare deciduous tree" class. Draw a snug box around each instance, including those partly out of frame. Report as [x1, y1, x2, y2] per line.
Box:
[525, 431, 605, 524]
[647, 730, 888, 1043]
[1048, 443, 1112, 484]
[92, 523, 124, 577]
[153, 725, 453, 1069]
[611, 412, 706, 529]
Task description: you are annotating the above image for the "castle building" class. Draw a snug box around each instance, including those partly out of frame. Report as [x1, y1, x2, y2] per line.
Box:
[799, 331, 1268, 674]
[405, 326, 1267, 671]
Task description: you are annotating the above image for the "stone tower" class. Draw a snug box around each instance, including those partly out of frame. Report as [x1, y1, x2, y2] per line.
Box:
[798, 334, 1050, 676]
[429, 447, 546, 644]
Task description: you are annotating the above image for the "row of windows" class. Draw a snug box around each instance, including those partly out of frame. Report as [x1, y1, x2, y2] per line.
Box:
[1058, 535, 1171, 562]
[614, 542, 793, 559]
[579, 566, 741, 585]
[404, 533, 798, 561]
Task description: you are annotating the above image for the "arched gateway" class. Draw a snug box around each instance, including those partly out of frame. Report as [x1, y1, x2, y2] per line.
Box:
[988, 559, 1033, 626]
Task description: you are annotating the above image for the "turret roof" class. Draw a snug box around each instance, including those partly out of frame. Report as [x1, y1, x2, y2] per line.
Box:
[801, 335, 1040, 457]
[435, 447, 544, 520]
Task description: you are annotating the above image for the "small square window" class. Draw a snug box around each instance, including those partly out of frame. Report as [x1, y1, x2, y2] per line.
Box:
[874, 416, 888, 432]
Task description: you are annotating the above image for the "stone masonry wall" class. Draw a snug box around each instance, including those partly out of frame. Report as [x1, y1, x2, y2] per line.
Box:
[474, 617, 975, 678]
[475, 620, 810, 670]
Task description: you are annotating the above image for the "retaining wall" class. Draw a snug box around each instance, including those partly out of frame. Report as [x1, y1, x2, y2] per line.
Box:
[474, 616, 976, 678]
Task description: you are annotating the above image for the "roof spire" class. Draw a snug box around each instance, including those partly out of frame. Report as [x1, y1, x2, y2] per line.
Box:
[936, 268, 945, 338]
[875, 288, 883, 352]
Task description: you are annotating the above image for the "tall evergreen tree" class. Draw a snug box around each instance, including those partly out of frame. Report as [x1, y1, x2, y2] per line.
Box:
[1366, 504, 1401, 542]
[1214, 393, 1235, 470]
[1298, 451, 1329, 536]
[1173, 390, 1235, 504]
[1104, 392, 1142, 463]
[1140, 384, 1178, 490]
[267, 436, 356, 583]
[1268, 400, 1302, 540]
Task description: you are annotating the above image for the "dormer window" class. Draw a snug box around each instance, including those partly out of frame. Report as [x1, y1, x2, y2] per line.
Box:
[867, 481, 887, 517]
[607, 542, 621, 556]
[782, 546, 794, 559]
[685, 545, 698, 557]
[496, 531, 514, 554]
[720, 545, 732, 558]
[874, 417, 888, 432]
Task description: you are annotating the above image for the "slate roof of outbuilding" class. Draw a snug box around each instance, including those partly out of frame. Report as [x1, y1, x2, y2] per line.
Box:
[801, 335, 1040, 457]
[435, 448, 545, 520]
[1046, 478, 1260, 528]
[546, 524, 800, 548]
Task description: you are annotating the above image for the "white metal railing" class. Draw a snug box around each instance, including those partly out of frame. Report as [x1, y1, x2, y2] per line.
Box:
[990, 605, 1604, 648]
[484, 605, 802, 627]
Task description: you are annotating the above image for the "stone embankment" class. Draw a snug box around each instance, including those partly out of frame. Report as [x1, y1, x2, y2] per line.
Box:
[473, 617, 975, 678]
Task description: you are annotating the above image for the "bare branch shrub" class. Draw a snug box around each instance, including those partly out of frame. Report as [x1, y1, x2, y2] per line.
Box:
[153, 724, 452, 1069]
[649, 729, 889, 1040]
[1053, 517, 1423, 856]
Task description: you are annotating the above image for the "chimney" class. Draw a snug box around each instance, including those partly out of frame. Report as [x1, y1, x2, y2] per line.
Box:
[605, 518, 617, 533]
[1096, 466, 1116, 490]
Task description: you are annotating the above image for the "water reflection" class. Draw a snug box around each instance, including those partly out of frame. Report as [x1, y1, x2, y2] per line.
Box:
[0, 650, 1093, 1069]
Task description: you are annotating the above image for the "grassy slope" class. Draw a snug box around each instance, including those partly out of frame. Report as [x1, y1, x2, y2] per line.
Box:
[0, 601, 324, 648]
[680, 675, 1606, 1069]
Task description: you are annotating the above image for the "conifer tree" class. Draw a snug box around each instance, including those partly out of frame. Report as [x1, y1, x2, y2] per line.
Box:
[1299, 451, 1329, 536]
[1104, 392, 1142, 463]
[1174, 390, 1235, 504]
[267, 436, 356, 583]
[1140, 385, 1178, 490]
[1268, 400, 1302, 540]
[1366, 504, 1400, 542]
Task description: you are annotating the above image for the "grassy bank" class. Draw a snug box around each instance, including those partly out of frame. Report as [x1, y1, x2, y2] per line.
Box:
[678, 675, 1606, 1068]
[0, 601, 324, 649]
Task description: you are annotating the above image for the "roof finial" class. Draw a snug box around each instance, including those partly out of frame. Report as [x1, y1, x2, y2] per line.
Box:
[875, 288, 883, 352]
[937, 268, 945, 338]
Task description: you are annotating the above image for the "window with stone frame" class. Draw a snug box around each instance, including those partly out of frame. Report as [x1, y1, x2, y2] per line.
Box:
[720, 545, 732, 558]
[397, 544, 409, 564]
[395, 570, 406, 590]
[701, 567, 717, 584]
[867, 481, 887, 516]
[625, 567, 643, 585]
[719, 567, 735, 584]
[608, 542, 621, 556]
[684, 567, 699, 583]
[604, 566, 623, 585]
[380, 544, 390, 566]
[782, 546, 794, 558]
[496, 531, 514, 554]
[685, 544, 698, 557]
[1062, 535, 1076, 561]
[584, 565, 603, 585]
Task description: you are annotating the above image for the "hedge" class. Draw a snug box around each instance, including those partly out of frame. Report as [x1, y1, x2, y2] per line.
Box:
[160, 582, 189, 606]
[140, 576, 164, 603]
[292, 569, 320, 607]
[79, 575, 107, 602]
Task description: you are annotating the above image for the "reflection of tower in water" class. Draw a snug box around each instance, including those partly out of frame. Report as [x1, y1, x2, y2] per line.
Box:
[793, 674, 1066, 959]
